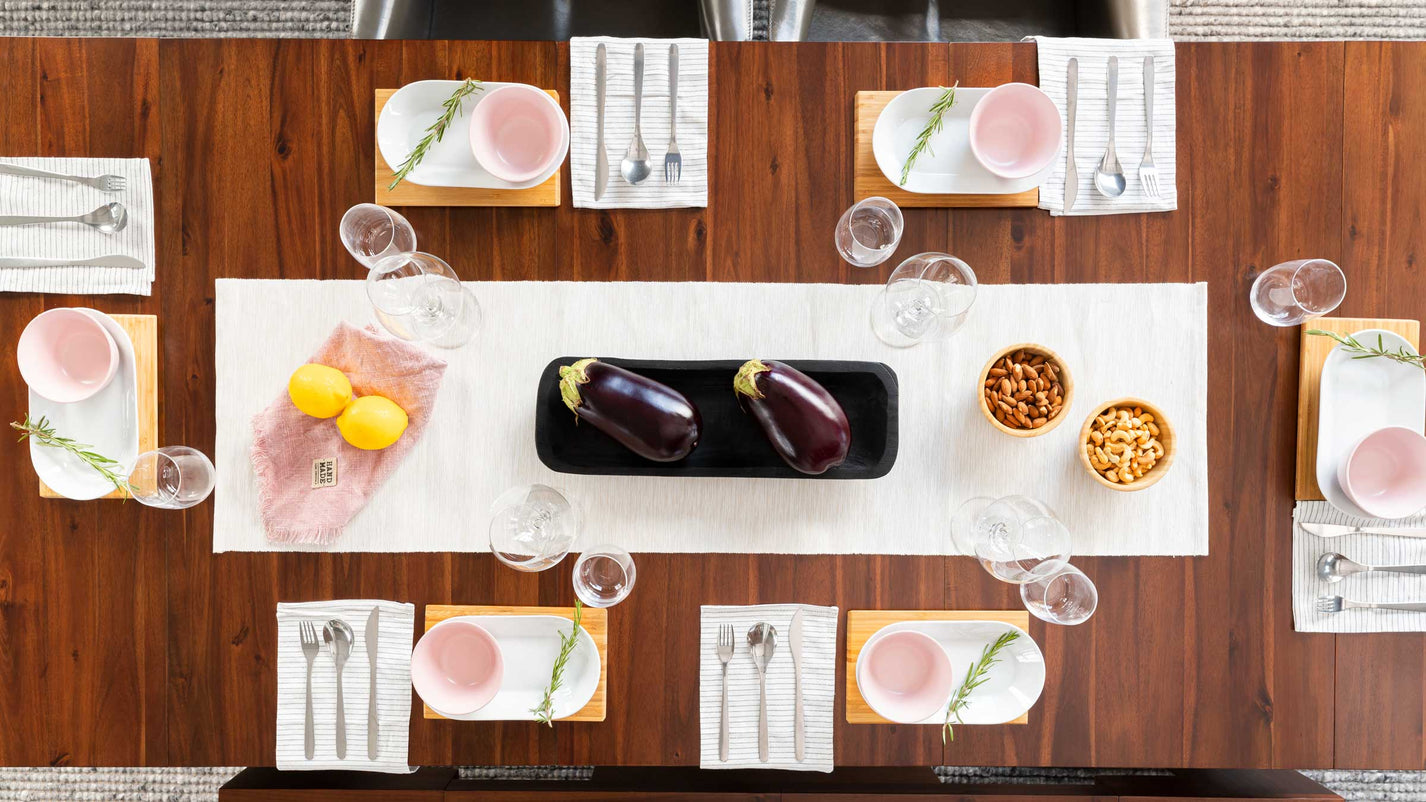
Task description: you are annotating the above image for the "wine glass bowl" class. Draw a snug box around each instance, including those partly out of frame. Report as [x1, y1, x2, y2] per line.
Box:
[870, 253, 977, 348]
[488, 484, 580, 572]
[977, 343, 1074, 438]
[366, 251, 481, 348]
[951, 495, 1071, 584]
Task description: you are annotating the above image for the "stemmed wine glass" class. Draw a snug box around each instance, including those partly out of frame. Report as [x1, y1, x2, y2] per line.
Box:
[870, 252, 977, 347]
[126, 446, 216, 509]
[366, 251, 481, 348]
[488, 484, 580, 572]
[951, 495, 1071, 584]
[340, 203, 417, 269]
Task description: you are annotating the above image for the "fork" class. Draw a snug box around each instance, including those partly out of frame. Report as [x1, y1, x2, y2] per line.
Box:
[0, 163, 127, 192]
[716, 624, 733, 762]
[1138, 55, 1159, 200]
[1317, 595, 1426, 614]
[663, 44, 682, 184]
[299, 621, 321, 760]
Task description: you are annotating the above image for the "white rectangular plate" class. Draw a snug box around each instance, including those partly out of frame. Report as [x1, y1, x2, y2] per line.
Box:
[427, 614, 601, 721]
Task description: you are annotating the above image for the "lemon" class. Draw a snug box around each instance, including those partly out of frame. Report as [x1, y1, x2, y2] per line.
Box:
[337, 395, 408, 450]
[288, 364, 353, 419]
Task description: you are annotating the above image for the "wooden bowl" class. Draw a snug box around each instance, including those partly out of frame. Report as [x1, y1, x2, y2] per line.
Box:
[977, 343, 1074, 438]
[1078, 397, 1177, 492]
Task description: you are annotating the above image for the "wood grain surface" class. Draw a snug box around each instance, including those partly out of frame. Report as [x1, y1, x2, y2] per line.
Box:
[1294, 317, 1421, 500]
[844, 610, 1031, 725]
[0, 38, 1422, 772]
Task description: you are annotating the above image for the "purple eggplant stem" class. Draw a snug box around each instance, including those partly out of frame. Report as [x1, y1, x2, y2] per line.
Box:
[559, 358, 702, 462]
[734, 359, 851, 475]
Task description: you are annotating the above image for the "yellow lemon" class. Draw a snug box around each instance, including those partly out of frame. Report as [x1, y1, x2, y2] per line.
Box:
[337, 395, 409, 450]
[288, 364, 353, 419]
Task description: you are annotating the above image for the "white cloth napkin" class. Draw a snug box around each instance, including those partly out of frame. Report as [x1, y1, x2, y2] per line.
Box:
[0, 157, 155, 294]
[1030, 38, 1177, 216]
[275, 599, 415, 772]
[1294, 501, 1426, 633]
[699, 604, 837, 772]
[569, 37, 709, 209]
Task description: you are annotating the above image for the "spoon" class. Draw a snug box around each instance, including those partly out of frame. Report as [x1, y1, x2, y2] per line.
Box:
[0, 201, 129, 233]
[747, 622, 777, 763]
[1092, 56, 1126, 199]
[323, 619, 355, 759]
[620, 43, 651, 185]
[1318, 552, 1426, 583]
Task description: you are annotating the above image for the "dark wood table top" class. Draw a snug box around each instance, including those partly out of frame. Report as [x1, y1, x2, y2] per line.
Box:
[0, 38, 1421, 771]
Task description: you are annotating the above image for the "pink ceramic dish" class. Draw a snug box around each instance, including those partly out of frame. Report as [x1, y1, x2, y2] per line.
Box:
[856, 630, 954, 723]
[468, 84, 570, 184]
[17, 308, 119, 403]
[411, 618, 505, 715]
[968, 83, 1063, 179]
[1337, 426, 1426, 520]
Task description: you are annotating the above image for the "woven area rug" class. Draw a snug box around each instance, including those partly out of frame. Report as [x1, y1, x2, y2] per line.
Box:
[0, 0, 348, 37]
[1171, 0, 1426, 39]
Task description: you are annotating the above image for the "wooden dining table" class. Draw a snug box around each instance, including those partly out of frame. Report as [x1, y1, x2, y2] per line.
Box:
[0, 37, 1422, 772]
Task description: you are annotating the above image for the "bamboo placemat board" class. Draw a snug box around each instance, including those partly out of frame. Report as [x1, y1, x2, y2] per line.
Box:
[422, 604, 607, 721]
[1295, 317, 1420, 500]
[40, 314, 157, 500]
[374, 88, 562, 207]
[853, 92, 1040, 208]
[845, 609, 1031, 725]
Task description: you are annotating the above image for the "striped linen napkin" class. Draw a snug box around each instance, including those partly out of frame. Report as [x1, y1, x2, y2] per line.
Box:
[1294, 501, 1426, 633]
[1029, 37, 1177, 216]
[569, 37, 708, 209]
[0, 157, 155, 294]
[275, 600, 415, 772]
[699, 604, 837, 772]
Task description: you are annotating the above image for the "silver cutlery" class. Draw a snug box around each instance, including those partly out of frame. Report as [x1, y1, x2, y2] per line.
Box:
[1064, 57, 1079, 212]
[595, 43, 609, 201]
[620, 43, 652, 185]
[324, 619, 354, 759]
[0, 163, 126, 192]
[1138, 55, 1160, 200]
[1300, 522, 1426, 540]
[1093, 56, 1126, 198]
[0, 255, 143, 269]
[365, 608, 380, 761]
[664, 44, 682, 184]
[788, 609, 805, 763]
[746, 622, 776, 763]
[0, 202, 128, 233]
[716, 624, 733, 762]
[1318, 552, 1426, 583]
[299, 621, 320, 760]
[1317, 595, 1426, 614]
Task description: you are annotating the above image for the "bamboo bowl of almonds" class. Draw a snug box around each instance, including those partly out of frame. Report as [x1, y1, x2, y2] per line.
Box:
[1079, 398, 1176, 491]
[977, 344, 1074, 438]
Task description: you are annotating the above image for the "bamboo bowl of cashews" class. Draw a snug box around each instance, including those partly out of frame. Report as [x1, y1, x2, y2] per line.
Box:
[1079, 398, 1176, 491]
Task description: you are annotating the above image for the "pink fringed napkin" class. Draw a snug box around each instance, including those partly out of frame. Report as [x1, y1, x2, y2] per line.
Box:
[251, 323, 447, 544]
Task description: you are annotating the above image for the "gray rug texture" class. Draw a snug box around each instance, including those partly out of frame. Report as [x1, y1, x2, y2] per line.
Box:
[1171, 0, 1426, 39]
[0, 1, 349, 37]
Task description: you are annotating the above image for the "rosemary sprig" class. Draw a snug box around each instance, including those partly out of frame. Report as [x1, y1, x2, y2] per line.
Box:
[388, 78, 484, 191]
[1308, 329, 1426, 373]
[900, 83, 958, 186]
[12, 413, 130, 497]
[532, 599, 584, 726]
[943, 629, 1020, 744]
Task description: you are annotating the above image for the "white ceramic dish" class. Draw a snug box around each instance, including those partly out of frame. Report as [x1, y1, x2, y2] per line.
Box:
[873, 87, 1055, 196]
[855, 619, 1044, 725]
[424, 614, 600, 721]
[28, 309, 139, 500]
[377, 80, 568, 190]
[1316, 328, 1426, 519]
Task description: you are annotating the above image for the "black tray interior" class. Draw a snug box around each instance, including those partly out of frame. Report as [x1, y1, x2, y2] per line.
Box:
[534, 358, 899, 479]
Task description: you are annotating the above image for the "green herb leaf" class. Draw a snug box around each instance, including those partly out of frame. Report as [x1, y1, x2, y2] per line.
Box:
[11, 413, 131, 498]
[943, 629, 1020, 745]
[531, 599, 584, 726]
[900, 83, 958, 186]
[388, 78, 484, 191]
[1306, 329, 1425, 373]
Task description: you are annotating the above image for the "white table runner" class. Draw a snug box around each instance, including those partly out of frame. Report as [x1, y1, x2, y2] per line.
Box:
[214, 280, 1208, 556]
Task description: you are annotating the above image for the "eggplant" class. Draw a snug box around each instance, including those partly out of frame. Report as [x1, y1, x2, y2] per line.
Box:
[733, 359, 851, 475]
[559, 358, 702, 462]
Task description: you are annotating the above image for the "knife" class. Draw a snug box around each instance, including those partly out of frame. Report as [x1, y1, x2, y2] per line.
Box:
[595, 43, 609, 201]
[0, 255, 144, 269]
[1064, 57, 1079, 212]
[789, 609, 805, 762]
[365, 607, 380, 760]
[1301, 522, 1426, 539]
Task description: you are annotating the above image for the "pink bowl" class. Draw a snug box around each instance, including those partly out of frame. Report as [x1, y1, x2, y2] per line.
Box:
[857, 630, 954, 723]
[411, 619, 504, 715]
[468, 84, 569, 184]
[1337, 426, 1426, 520]
[968, 83, 1063, 179]
[17, 308, 118, 403]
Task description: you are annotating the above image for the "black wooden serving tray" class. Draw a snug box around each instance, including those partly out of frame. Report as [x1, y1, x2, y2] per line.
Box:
[535, 358, 899, 479]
